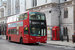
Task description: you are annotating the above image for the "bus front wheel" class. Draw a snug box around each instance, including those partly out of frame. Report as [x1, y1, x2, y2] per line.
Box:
[36, 43, 39, 45]
[20, 38, 23, 44]
[34, 43, 39, 45]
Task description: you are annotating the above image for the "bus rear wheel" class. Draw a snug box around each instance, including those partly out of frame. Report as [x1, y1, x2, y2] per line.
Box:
[9, 37, 11, 42]
[20, 38, 23, 44]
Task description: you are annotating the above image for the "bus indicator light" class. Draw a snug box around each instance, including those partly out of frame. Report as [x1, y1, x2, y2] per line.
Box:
[26, 27, 28, 30]
[38, 35, 40, 36]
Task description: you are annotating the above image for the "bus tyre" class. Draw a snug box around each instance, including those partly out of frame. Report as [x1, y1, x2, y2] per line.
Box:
[20, 38, 23, 44]
[36, 43, 39, 45]
[9, 37, 11, 42]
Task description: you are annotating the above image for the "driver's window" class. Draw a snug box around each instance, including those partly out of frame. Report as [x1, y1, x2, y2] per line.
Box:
[24, 27, 28, 34]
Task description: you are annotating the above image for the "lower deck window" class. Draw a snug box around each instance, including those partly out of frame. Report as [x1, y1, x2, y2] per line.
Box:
[8, 29, 17, 34]
[30, 27, 46, 36]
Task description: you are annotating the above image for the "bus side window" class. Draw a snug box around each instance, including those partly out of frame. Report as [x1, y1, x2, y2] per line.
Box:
[19, 15, 22, 20]
[12, 29, 14, 34]
[24, 27, 28, 34]
[9, 29, 11, 34]
[17, 13, 28, 21]
[23, 13, 28, 19]
[14, 29, 17, 34]
[11, 29, 12, 34]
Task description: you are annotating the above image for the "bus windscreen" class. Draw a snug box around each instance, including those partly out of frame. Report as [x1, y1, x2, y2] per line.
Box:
[30, 27, 46, 36]
[29, 12, 45, 20]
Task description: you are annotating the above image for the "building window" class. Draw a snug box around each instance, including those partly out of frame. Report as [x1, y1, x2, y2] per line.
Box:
[63, 27, 66, 36]
[1, 9, 4, 17]
[8, 9, 11, 16]
[45, 0, 47, 3]
[63, 27, 68, 36]
[66, 27, 68, 35]
[33, 0, 37, 7]
[15, 0, 20, 14]
[8, 0, 11, 16]
[64, 8, 68, 18]
[12, 0, 14, 15]
[65, 0, 67, 1]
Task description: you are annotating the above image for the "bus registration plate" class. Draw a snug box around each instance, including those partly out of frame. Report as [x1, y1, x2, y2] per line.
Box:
[36, 42, 40, 43]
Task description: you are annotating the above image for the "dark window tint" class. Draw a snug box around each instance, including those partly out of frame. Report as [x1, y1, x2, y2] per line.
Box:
[8, 29, 17, 34]
[30, 27, 46, 36]
[63, 27, 68, 36]
[33, 0, 37, 7]
[18, 13, 28, 21]
[29, 12, 45, 20]
[24, 27, 28, 34]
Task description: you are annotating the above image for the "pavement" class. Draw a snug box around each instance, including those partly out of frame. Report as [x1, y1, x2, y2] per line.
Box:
[1, 35, 75, 48]
[0, 35, 6, 39]
[0, 36, 2, 39]
[47, 40, 75, 48]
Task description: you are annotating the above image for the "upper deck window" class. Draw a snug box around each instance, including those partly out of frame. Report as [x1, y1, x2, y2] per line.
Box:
[7, 13, 28, 23]
[18, 13, 28, 21]
[29, 12, 45, 20]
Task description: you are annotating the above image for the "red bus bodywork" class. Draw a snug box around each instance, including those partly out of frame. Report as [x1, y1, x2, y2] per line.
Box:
[6, 11, 47, 44]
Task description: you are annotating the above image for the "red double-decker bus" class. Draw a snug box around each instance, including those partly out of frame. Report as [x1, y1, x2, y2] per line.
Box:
[6, 11, 47, 44]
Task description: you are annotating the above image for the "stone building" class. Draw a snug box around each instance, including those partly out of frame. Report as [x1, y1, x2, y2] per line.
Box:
[0, 0, 75, 41]
[26, 0, 74, 41]
[0, 0, 7, 35]
[0, 0, 26, 35]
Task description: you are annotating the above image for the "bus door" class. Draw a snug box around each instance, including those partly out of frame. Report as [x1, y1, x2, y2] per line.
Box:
[23, 27, 29, 43]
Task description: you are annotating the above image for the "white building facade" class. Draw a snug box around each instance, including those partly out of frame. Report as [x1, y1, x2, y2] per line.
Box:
[0, 0, 75, 41]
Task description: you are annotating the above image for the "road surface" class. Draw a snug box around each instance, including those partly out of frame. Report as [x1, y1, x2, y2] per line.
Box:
[0, 39, 75, 50]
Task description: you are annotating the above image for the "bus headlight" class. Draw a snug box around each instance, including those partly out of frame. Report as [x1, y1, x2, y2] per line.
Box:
[45, 41, 47, 42]
[44, 37, 47, 40]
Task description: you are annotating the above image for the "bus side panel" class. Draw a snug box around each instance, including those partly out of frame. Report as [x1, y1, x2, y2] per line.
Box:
[7, 30, 16, 41]
[10, 34, 16, 41]
[16, 27, 23, 42]
[23, 35, 29, 43]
